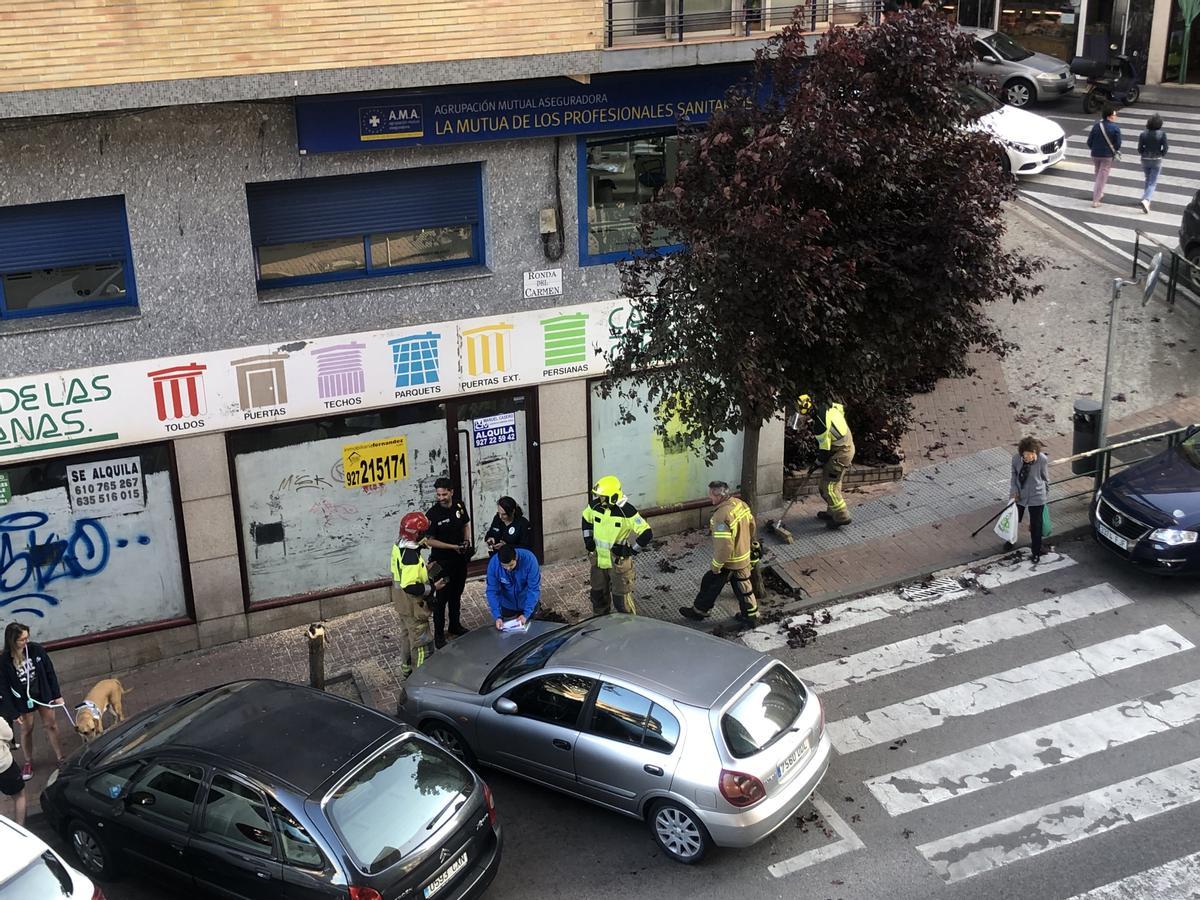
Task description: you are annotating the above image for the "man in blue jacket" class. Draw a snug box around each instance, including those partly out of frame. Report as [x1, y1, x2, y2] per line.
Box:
[486, 545, 541, 629]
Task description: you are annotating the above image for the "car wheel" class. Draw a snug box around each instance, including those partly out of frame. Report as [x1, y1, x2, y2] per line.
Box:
[69, 819, 119, 880]
[421, 721, 476, 765]
[648, 800, 711, 864]
[1126, 84, 1140, 104]
[1004, 78, 1035, 108]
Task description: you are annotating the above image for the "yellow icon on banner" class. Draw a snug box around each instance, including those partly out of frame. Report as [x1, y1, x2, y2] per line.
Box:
[342, 436, 408, 489]
[462, 323, 513, 376]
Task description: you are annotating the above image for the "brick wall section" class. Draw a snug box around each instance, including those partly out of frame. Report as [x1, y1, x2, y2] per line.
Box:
[0, 0, 602, 94]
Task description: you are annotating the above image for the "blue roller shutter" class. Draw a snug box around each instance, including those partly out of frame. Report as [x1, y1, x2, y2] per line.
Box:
[0, 195, 132, 272]
[246, 164, 482, 247]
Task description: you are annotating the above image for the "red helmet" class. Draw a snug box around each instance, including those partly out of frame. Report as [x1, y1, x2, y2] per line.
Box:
[399, 511, 430, 542]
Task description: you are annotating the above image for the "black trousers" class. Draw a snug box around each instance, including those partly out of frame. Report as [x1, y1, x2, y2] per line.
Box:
[693, 568, 757, 618]
[432, 555, 468, 637]
[1017, 504, 1045, 558]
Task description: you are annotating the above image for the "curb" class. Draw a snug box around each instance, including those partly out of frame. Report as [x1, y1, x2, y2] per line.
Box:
[760, 522, 1093, 619]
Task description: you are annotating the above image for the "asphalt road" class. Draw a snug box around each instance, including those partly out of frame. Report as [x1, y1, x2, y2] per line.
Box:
[29, 534, 1200, 900]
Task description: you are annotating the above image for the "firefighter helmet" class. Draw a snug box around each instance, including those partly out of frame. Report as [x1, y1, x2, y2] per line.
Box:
[399, 511, 430, 542]
[592, 475, 622, 504]
[796, 394, 814, 415]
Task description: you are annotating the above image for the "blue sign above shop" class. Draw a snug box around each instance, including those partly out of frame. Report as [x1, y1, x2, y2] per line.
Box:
[295, 64, 754, 154]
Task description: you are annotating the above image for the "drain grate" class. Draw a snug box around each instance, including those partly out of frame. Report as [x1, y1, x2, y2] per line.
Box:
[899, 576, 965, 603]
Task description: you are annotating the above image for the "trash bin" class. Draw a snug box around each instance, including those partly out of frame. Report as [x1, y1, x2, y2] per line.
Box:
[1072, 398, 1103, 475]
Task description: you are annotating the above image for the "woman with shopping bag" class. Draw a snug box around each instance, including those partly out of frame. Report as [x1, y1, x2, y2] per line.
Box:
[1008, 436, 1051, 565]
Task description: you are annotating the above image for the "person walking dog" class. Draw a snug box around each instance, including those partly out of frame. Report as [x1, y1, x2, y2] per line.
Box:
[1087, 106, 1121, 208]
[1137, 114, 1169, 214]
[1009, 436, 1051, 565]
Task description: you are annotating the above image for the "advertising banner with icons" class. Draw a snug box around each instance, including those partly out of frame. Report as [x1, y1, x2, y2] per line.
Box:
[0, 298, 645, 466]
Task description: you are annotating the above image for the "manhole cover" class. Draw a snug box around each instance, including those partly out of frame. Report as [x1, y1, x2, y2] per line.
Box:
[900, 576, 963, 603]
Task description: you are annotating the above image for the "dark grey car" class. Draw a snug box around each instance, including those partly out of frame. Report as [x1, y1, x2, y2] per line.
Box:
[963, 27, 1075, 108]
[398, 615, 830, 864]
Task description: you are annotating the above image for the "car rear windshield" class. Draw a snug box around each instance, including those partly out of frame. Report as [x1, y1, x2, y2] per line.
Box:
[326, 737, 474, 874]
[721, 665, 806, 759]
[2, 852, 76, 899]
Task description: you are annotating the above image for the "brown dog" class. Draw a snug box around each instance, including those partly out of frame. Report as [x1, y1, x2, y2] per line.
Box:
[74, 679, 128, 743]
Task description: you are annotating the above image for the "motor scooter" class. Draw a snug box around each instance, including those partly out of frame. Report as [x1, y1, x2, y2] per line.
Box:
[1070, 52, 1141, 114]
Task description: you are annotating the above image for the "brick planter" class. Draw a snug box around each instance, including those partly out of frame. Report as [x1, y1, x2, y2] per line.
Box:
[783, 464, 904, 499]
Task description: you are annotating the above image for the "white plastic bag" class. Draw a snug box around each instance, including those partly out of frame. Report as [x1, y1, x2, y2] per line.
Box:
[993, 502, 1018, 544]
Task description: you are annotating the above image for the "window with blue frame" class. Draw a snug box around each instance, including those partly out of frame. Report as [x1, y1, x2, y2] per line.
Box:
[246, 164, 484, 289]
[0, 195, 138, 320]
[579, 132, 681, 266]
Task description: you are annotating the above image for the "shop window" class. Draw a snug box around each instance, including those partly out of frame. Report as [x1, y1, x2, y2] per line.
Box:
[227, 403, 449, 605]
[246, 165, 484, 289]
[0, 443, 189, 643]
[0, 195, 138, 319]
[579, 132, 682, 265]
[588, 376, 744, 509]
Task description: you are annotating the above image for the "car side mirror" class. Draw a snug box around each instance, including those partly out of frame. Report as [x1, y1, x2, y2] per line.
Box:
[982, 54, 1000, 64]
[493, 698, 518, 716]
[128, 790, 156, 808]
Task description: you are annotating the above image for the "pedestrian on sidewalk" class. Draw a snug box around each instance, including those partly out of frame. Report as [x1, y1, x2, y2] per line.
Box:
[485, 496, 531, 556]
[582, 475, 653, 615]
[486, 545, 541, 629]
[791, 394, 855, 527]
[391, 511, 446, 677]
[1137, 114, 1169, 214]
[0, 715, 26, 825]
[680, 481, 760, 626]
[1008, 436, 1051, 565]
[0, 623, 65, 782]
[424, 477, 473, 648]
[1086, 106, 1121, 208]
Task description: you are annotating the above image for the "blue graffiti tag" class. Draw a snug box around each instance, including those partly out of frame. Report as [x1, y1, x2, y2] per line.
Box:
[0, 511, 126, 618]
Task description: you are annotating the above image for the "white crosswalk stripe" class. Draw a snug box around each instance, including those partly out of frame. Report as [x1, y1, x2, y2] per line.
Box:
[795, 583, 1130, 692]
[826, 624, 1192, 753]
[1016, 107, 1198, 262]
[916, 755, 1200, 883]
[1064, 850, 1200, 899]
[867, 675, 1200, 816]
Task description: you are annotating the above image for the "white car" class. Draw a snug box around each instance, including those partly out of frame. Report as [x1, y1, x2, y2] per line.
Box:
[0, 815, 101, 900]
[959, 83, 1066, 176]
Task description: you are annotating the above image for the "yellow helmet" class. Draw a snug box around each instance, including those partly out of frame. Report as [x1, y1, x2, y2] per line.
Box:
[592, 475, 622, 503]
[796, 394, 813, 415]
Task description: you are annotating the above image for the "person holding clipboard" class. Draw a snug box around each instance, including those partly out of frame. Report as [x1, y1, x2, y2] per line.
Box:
[486, 545, 541, 631]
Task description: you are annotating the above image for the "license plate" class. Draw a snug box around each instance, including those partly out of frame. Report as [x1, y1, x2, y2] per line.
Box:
[423, 852, 468, 899]
[1096, 522, 1130, 550]
[776, 739, 811, 781]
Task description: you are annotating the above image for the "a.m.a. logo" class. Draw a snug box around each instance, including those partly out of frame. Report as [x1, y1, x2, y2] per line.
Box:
[359, 104, 424, 141]
[0, 374, 117, 457]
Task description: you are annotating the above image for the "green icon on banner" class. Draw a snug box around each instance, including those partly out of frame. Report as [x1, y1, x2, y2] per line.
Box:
[541, 313, 588, 367]
[0, 472, 9, 506]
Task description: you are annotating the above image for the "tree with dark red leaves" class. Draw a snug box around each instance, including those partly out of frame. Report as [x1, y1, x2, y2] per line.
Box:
[601, 9, 1043, 517]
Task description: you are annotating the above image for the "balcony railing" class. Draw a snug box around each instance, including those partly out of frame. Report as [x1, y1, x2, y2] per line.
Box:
[605, 0, 886, 47]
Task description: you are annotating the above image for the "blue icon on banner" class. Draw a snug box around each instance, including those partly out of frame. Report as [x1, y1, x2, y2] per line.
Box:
[389, 332, 441, 388]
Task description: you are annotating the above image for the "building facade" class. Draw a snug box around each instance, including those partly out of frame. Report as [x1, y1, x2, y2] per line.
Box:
[0, 1, 807, 681]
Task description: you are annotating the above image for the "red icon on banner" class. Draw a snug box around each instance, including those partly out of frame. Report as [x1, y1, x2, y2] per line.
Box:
[147, 363, 208, 422]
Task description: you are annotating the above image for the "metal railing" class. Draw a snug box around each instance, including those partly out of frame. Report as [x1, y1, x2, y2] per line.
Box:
[1132, 230, 1200, 308]
[605, 0, 884, 47]
[1046, 423, 1197, 510]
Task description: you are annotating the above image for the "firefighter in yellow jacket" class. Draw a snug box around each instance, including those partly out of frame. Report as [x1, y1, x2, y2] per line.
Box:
[795, 394, 855, 527]
[391, 511, 446, 677]
[582, 475, 653, 615]
[680, 481, 759, 625]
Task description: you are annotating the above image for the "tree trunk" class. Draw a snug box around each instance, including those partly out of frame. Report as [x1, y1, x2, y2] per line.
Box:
[740, 419, 768, 601]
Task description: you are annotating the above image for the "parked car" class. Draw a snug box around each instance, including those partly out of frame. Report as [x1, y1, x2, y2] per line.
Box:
[1092, 425, 1200, 574]
[398, 614, 830, 864]
[958, 83, 1066, 175]
[1180, 187, 1200, 289]
[961, 27, 1075, 108]
[1, 814, 101, 900]
[41, 679, 502, 900]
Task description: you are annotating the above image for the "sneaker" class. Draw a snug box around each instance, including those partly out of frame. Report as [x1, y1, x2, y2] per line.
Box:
[1003, 541, 1014, 552]
[679, 606, 707, 622]
[816, 510, 831, 520]
[20, 762, 32, 781]
[1140, 199, 1150, 214]
[448, 625, 469, 636]
[1031, 554, 1042, 567]
[1092, 200, 1101, 208]
[733, 612, 758, 627]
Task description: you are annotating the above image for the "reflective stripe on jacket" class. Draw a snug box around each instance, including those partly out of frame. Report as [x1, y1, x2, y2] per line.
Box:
[711, 496, 755, 570]
[815, 403, 851, 452]
[391, 542, 430, 597]
[582, 499, 651, 569]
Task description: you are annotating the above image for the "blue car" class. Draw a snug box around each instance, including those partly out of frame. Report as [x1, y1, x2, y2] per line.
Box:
[1092, 425, 1200, 574]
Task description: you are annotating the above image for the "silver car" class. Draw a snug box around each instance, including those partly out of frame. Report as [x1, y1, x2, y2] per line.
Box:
[962, 27, 1075, 108]
[397, 615, 830, 863]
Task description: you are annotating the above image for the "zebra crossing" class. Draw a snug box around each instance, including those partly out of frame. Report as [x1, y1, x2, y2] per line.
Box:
[752, 551, 1200, 896]
[1018, 105, 1200, 261]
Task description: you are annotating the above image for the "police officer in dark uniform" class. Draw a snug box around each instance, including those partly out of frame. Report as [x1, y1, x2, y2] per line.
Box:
[424, 477, 473, 647]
